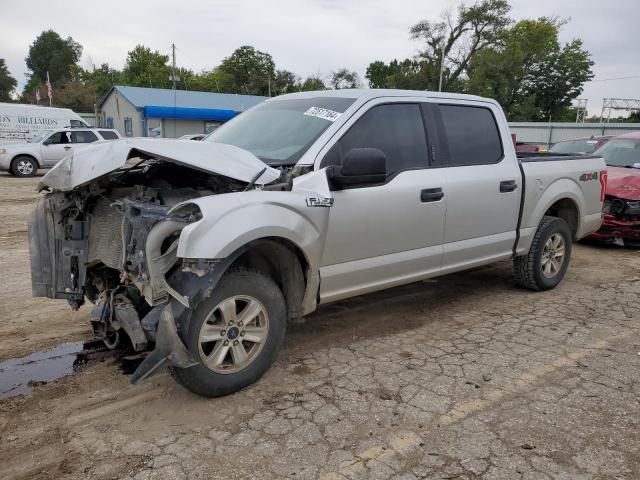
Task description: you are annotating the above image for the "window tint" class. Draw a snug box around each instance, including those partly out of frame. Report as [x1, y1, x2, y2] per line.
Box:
[71, 131, 99, 143]
[70, 119, 87, 128]
[99, 130, 119, 140]
[321, 103, 428, 176]
[437, 105, 503, 166]
[47, 131, 72, 144]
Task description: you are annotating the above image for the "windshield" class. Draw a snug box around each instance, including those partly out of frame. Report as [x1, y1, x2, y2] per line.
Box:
[595, 139, 640, 167]
[549, 139, 598, 154]
[204, 97, 356, 165]
[28, 130, 53, 143]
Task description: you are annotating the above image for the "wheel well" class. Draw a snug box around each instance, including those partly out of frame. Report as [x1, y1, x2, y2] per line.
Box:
[545, 198, 579, 238]
[11, 154, 40, 168]
[228, 238, 308, 321]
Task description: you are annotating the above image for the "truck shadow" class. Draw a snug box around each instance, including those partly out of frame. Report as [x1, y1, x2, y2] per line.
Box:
[284, 261, 514, 355]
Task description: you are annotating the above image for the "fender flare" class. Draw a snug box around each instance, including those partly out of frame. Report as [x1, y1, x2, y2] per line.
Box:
[524, 178, 584, 235]
[175, 194, 326, 271]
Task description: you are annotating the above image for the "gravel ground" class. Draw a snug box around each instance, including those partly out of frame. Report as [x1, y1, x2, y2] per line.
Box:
[0, 173, 638, 480]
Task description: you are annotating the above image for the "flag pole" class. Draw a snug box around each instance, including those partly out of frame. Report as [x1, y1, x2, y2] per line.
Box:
[46, 72, 52, 107]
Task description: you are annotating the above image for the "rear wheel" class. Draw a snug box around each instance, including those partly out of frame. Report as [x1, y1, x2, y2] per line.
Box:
[514, 216, 572, 291]
[171, 268, 287, 397]
[11, 156, 38, 177]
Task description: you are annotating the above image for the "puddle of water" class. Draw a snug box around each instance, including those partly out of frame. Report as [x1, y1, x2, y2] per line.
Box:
[0, 341, 102, 400]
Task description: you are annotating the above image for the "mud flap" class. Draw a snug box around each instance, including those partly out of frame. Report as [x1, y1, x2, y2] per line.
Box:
[130, 305, 197, 384]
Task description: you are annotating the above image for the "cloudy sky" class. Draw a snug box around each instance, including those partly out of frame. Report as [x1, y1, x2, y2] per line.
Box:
[3, 0, 639, 117]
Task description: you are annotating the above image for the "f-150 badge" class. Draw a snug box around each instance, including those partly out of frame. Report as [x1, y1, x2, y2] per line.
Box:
[306, 196, 334, 207]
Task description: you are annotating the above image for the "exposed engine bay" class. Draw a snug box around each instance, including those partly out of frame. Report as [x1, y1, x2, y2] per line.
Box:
[28, 155, 301, 360]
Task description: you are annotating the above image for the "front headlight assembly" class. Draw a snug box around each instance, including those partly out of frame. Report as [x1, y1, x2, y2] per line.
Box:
[624, 200, 640, 216]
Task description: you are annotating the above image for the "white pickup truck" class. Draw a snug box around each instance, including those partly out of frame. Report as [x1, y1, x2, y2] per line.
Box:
[28, 90, 606, 397]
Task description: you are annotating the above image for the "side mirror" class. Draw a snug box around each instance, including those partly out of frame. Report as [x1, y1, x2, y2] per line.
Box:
[327, 148, 387, 189]
[42, 139, 51, 146]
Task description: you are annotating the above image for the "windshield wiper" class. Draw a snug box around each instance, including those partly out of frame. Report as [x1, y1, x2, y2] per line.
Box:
[245, 167, 267, 191]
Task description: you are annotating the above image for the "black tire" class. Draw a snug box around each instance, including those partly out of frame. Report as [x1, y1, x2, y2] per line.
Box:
[171, 268, 287, 397]
[11, 156, 38, 177]
[514, 215, 573, 291]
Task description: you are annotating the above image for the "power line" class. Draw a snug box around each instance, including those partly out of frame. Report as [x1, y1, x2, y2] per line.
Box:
[589, 74, 640, 82]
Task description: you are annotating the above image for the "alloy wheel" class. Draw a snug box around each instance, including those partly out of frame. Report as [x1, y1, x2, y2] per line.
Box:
[541, 233, 565, 278]
[197, 295, 269, 374]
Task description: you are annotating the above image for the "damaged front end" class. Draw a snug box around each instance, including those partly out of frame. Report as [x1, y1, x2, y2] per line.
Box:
[27, 139, 284, 382]
[591, 196, 640, 246]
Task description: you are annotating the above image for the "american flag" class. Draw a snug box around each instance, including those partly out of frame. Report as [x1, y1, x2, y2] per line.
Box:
[46, 72, 53, 105]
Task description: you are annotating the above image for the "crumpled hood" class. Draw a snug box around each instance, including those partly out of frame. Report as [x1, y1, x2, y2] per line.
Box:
[39, 138, 281, 191]
[605, 166, 640, 201]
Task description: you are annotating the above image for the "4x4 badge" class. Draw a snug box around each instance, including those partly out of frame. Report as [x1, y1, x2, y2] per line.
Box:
[306, 196, 334, 207]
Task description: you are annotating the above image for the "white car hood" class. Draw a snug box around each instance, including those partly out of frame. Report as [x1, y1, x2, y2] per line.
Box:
[39, 138, 281, 191]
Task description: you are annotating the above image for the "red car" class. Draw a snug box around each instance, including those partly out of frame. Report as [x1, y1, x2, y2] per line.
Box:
[590, 132, 640, 246]
[550, 135, 612, 155]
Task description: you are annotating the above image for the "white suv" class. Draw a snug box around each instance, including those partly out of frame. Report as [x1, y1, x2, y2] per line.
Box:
[0, 128, 121, 177]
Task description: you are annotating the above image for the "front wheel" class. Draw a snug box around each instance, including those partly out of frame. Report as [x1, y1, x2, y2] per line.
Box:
[514, 215, 572, 291]
[11, 156, 38, 177]
[171, 268, 287, 397]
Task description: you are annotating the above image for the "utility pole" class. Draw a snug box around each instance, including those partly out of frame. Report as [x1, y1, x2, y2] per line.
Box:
[171, 43, 177, 91]
[171, 43, 177, 138]
[438, 37, 446, 92]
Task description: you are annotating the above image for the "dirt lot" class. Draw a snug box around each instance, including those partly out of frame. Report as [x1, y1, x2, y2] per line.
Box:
[0, 172, 639, 480]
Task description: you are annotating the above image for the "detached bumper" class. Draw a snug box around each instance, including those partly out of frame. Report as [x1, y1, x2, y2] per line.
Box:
[590, 214, 640, 242]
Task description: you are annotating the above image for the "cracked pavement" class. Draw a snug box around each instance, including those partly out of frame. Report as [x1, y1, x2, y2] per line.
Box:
[1, 177, 639, 480]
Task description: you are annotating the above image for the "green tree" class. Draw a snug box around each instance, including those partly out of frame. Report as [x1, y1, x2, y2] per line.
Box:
[121, 45, 172, 89]
[82, 62, 121, 100]
[627, 111, 640, 122]
[0, 59, 17, 101]
[300, 76, 326, 91]
[366, 59, 437, 90]
[329, 68, 362, 89]
[468, 18, 594, 120]
[218, 46, 275, 96]
[24, 30, 82, 86]
[410, 0, 512, 91]
[273, 70, 299, 95]
[187, 68, 231, 93]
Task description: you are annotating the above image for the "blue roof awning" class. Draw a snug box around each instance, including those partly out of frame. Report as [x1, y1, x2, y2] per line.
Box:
[143, 105, 239, 121]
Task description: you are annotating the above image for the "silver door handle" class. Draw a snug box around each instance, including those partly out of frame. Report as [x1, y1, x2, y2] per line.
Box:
[64, 146, 71, 150]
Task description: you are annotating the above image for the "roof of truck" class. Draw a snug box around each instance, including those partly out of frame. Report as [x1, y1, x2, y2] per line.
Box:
[274, 89, 495, 104]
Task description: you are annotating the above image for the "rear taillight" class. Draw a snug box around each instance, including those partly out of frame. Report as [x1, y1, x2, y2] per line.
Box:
[599, 170, 607, 202]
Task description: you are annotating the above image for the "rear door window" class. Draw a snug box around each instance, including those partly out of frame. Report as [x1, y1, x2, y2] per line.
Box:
[321, 103, 429, 177]
[71, 131, 99, 143]
[98, 130, 119, 140]
[434, 104, 503, 166]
